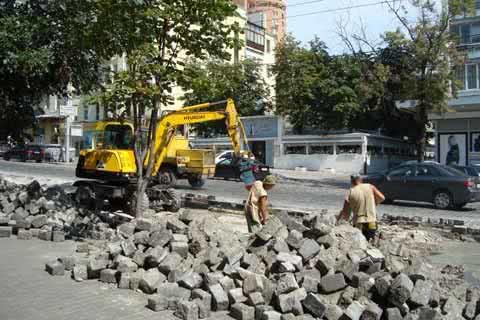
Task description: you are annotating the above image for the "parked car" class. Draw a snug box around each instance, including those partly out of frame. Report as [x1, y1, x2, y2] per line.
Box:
[214, 158, 271, 181]
[400, 160, 439, 166]
[3, 145, 45, 163]
[0, 143, 10, 157]
[452, 165, 480, 177]
[363, 163, 480, 209]
[215, 150, 234, 164]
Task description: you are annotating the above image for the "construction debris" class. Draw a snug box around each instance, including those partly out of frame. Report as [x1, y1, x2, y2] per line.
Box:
[0, 177, 476, 319]
[40, 206, 477, 320]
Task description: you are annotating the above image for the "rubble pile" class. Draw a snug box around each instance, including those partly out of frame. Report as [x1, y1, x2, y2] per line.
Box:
[44, 206, 478, 320]
[0, 178, 119, 241]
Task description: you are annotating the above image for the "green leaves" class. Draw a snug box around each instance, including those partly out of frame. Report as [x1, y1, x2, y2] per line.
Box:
[179, 59, 271, 137]
[271, 36, 387, 133]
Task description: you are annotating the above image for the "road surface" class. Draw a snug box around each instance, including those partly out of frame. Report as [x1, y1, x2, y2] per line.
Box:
[1, 159, 480, 227]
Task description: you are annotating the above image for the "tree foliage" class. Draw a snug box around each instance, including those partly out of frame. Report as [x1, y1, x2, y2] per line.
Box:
[179, 59, 271, 137]
[89, 0, 241, 216]
[380, 0, 475, 160]
[271, 36, 389, 134]
[0, 0, 104, 139]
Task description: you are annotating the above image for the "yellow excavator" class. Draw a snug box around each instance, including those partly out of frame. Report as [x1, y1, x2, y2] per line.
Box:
[74, 98, 248, 213]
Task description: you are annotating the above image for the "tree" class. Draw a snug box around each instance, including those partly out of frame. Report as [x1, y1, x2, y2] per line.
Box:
[0, 0, 104, 139]
[272, 36, 389, 134]
[383, 0, 475, 160]
[271, 35, 319, 133]
[90, 0, 241, 216]
[179, 59, 271, 137]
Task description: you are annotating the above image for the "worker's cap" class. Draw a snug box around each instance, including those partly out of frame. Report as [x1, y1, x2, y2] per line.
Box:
[350, 174, 362, 182]
[263, 175, 277, 186]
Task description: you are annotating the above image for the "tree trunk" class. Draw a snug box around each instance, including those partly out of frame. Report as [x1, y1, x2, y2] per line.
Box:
[416, 123, 426, 162]
[415, 103, 428, 163]
[135, 176, 148, 217]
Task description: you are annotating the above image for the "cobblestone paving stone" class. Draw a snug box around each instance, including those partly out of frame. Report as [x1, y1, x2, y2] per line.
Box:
[0, 237, 234, 320]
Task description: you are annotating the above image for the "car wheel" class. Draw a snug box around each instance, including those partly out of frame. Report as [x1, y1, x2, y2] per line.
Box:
[3, 156, 9, 161]
[36, 159, 42, 163]
[433, 191, 453, 209]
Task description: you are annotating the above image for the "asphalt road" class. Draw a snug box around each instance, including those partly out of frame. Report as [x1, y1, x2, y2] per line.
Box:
[1, 159, 480, 227]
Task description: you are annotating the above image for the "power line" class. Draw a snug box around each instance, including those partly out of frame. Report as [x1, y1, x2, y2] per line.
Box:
[248, 0, 400, 25]
[288, 0, 326, 8]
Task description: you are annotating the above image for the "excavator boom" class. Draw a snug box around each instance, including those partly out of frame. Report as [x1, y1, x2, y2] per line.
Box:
[150, 98, 247, 176]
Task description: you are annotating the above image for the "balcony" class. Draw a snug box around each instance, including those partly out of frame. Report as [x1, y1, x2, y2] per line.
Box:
[246, 22, 266, 53]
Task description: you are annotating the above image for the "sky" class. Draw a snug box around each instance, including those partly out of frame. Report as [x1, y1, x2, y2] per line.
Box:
[287, 0, 417, 54]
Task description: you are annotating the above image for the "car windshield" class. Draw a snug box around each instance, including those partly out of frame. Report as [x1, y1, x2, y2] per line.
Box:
[104, 125, 133, 149]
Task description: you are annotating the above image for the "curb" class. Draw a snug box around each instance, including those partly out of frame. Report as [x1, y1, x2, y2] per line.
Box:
[274, 174, 326, 186]
[382, 214, 479, 235]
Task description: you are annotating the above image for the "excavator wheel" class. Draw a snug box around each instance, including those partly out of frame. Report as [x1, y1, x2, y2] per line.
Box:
[188, 175, 205, 189]
[74, 184, 95, 209]
[157, 168, 177, 188]
[162, 188, 181, 213]
[129, 191, 150, 216]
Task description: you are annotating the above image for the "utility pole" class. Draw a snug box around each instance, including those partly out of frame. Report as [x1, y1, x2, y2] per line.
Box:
[64, 116, 71, 162]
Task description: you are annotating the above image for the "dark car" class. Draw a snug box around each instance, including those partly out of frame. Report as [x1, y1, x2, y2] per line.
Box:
[452, 165, 480, 177]
[214, 158, 270, 181]
[364, 163, 480, 209]
[3, 145, 45, 163]
[0, 143, 9, 157]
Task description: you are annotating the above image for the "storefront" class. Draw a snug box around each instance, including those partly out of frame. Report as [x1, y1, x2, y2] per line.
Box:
[192, 115, 415, 173]
[431, 117, 480, 166]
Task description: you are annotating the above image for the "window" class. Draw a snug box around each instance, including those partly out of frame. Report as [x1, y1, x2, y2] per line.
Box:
[219, 158, 233, 166]
[336, 145, 361, 154]
[309, 145, 334, 155]
[389, 166, 413, 177]
[83, 106, 89, 121]
[367, 146, 383, 156]
[415, 165, 439, 177]
[467, 64, 478, 89]
[461, 24, 471, 43]
[95, 104, 100, 121]
[266, 40, 271, 53]
[104, 125, 133, 149]
[285, 145, 306, 155]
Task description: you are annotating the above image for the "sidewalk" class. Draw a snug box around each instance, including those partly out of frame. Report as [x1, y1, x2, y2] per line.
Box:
[272, 168, 350, 186]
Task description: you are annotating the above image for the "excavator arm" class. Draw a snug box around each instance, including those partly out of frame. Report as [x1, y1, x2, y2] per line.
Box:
[151, 98, 248, 177]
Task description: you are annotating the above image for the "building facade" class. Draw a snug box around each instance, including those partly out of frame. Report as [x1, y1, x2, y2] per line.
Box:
[247, 0, 286, 44]
[431, 2, 480, 166]
[192, 116, 415, 173]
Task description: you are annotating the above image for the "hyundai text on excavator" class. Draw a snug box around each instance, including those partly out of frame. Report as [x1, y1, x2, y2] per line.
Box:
[74, 98, 248, 214]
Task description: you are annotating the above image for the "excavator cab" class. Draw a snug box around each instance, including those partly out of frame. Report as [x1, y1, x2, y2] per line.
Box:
[76, 121, 137, 182]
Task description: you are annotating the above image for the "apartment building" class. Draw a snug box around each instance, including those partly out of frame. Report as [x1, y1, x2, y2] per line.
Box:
[430, 1, 480, 166]
[247, 0, 286, 44]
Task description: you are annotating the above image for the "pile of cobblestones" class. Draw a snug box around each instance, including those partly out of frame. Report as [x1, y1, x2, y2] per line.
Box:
[44, 204, 477, 320]
[0, 178, 118, 241]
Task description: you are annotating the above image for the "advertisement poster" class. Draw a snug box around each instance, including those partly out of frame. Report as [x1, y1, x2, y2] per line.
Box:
[472, 132, 480, 152]
[439, 133, 467, 166]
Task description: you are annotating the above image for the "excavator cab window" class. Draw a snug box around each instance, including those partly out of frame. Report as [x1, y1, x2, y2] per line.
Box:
[104, 125, 133, 150]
